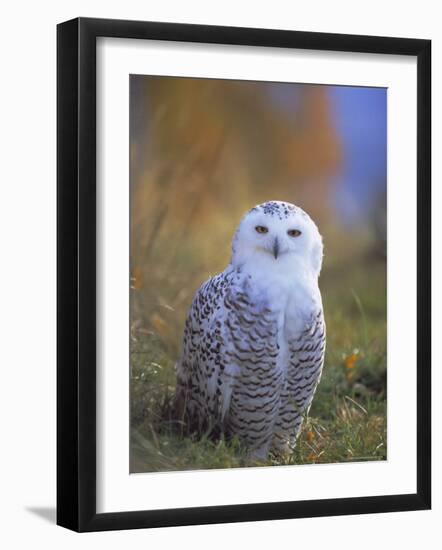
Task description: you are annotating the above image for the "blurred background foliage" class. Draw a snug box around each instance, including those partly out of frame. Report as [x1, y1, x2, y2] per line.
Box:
[129, 76, 387, 472]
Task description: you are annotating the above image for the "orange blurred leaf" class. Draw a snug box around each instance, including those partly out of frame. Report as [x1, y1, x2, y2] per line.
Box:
[344, 351, 359, 370]
[150, 312, 169, 338]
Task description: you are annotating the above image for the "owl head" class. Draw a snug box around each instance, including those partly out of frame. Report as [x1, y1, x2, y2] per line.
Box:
[231, 201, 323, 278]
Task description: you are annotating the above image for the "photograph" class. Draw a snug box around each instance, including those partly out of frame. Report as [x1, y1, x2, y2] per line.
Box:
[129, 75, 388, 473]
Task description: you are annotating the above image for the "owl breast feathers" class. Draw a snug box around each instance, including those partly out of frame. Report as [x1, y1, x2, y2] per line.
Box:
[174, 201, 326, 459]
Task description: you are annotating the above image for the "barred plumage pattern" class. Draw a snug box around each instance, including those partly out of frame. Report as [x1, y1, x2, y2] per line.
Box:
[175, 267, 325, 457]
[272, 311, 325, 453]
[174, 201, 326, 458]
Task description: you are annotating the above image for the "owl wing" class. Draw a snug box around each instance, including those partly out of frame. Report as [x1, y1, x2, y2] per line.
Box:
[273, 309, 326, 451]
[174, 266, 281, 446]
[174, 268, 241, 435]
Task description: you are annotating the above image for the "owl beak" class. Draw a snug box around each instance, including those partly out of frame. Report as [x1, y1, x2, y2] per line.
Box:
[272, 238, 279, 259]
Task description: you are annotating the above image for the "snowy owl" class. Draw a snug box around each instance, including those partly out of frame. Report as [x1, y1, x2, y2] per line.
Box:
[174, 201, 326, 459]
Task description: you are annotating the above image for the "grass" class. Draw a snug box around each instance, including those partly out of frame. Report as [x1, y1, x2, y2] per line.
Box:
[130, 245, 387, 473]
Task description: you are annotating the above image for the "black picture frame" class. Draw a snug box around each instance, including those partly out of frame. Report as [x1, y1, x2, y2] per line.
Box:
[57, 17, 431, 532]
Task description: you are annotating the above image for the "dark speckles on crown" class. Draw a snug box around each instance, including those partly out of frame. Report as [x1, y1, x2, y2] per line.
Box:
[252, 201, 298, 220]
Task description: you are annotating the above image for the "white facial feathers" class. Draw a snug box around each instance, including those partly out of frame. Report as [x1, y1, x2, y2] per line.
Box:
[231, 201, 323, 279]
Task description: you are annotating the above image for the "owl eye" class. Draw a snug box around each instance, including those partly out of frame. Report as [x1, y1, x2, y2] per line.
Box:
[287, 229, 302, 237]
[255, 225, 268, 234]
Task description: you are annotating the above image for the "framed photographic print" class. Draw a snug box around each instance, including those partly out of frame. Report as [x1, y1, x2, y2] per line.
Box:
[57, 17, 431, 532]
